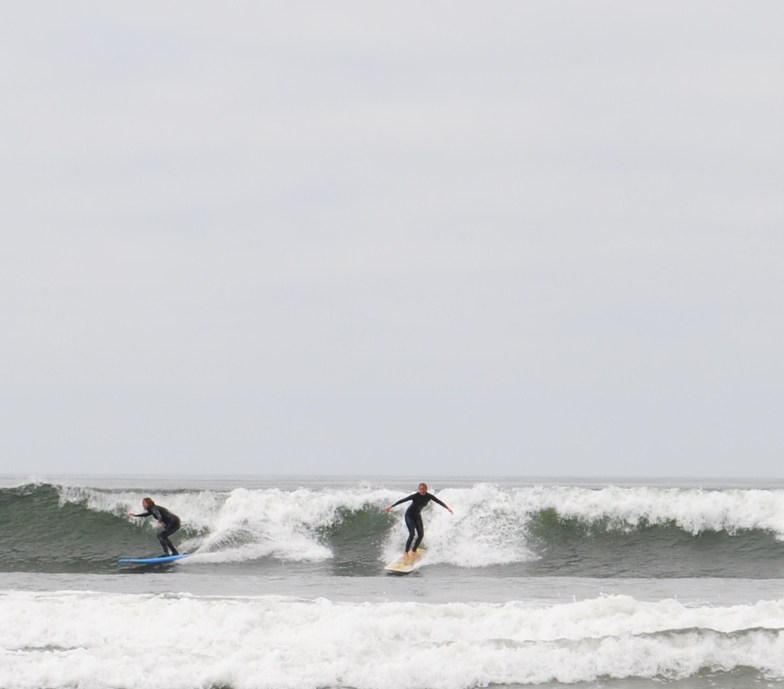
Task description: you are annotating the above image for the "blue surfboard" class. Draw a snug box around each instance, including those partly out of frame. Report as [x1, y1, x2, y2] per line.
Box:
[118, 553, 189, 565]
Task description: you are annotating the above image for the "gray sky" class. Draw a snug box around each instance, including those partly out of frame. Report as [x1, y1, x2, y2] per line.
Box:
[2, 2, 783, 478]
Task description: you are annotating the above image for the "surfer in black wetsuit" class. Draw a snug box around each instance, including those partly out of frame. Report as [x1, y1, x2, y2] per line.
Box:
[385, 483, 453, 561]
[129, 498, 181, 556]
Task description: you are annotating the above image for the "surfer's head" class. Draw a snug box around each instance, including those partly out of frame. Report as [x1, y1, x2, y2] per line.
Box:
[142, 497, 155, 509]
[418, 483, 428, 494]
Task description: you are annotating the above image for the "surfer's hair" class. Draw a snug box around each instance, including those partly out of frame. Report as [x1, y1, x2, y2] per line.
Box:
[419, 483, 428, 491]
[142, 497, 154, 506]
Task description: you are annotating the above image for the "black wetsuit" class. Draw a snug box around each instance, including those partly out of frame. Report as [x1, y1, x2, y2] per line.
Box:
[135, 505, 181, 555]
[390, 492, 450, 553]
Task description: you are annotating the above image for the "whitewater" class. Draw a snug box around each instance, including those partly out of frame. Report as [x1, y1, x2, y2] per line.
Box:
[3, 475, 784, 689]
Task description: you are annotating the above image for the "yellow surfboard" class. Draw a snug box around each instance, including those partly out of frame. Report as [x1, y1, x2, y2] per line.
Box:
[384, 548, 427, 574]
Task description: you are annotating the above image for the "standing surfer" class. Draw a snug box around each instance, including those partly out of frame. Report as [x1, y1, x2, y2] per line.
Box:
[385, 483, 453, 561]
[129, 498, 181, 556]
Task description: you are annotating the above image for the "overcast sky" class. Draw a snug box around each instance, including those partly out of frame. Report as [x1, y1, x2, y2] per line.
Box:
[1, 2, 782, 478]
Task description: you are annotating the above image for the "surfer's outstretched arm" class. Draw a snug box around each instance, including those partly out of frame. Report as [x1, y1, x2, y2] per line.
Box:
[428, 493, 454, 515]
[385, 493, 417, 512]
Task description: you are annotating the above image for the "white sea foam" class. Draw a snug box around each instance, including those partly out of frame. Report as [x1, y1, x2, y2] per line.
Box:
[535, 484, 784, 536]
[2, 590, 784, 689]
[60, 484, 401, 562]
[389, 484, 538, 567]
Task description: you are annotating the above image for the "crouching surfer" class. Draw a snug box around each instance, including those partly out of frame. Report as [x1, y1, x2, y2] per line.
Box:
[129, 497, 181, 556]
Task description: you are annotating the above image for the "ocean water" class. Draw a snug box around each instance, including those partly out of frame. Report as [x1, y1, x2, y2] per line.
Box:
[3, 475, 784, 689]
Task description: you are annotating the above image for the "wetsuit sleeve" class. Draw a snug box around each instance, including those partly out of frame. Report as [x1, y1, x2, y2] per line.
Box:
[390, 493, 417, 508]
[132, 510, 152, 518]
[427, 493, 450, 510]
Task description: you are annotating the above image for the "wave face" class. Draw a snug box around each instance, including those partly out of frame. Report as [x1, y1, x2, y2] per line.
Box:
[4, 480, 784, 578]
